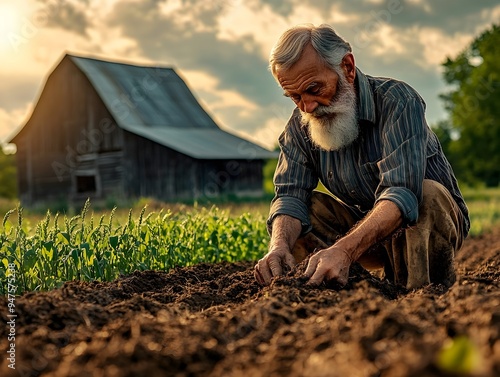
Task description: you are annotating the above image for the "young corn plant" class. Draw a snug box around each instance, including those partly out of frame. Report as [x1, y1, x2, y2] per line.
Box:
[0, 200, 269, 295]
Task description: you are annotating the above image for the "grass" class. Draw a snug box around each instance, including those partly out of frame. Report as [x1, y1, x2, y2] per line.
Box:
[461, 186, 500, 236]
[1, 186, 499, 294]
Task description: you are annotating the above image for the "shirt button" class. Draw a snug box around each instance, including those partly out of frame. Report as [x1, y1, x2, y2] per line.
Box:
[328, 172, 333, 179]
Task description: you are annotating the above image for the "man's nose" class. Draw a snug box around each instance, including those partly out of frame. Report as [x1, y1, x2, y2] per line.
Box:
[300, 95, 318, 113]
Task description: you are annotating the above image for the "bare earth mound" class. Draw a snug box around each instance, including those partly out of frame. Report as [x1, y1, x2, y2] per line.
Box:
[1, 229, 499, 377]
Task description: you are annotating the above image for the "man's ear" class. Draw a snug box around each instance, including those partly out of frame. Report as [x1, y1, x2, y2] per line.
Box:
[341, 53, 356, 84]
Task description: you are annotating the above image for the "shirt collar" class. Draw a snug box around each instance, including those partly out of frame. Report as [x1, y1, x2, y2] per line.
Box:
[355, 67, 376, 125]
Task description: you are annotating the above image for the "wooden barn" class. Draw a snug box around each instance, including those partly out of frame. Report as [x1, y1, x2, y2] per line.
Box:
[8, 54, 277, 206]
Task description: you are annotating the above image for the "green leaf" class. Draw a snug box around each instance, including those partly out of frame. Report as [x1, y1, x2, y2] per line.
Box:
[109, 236, 119, 249]
[71, 249, 80, 266]
[436, 335, 482, 374]
[23, 249, 37, 270]
[59, 233, 71, 244]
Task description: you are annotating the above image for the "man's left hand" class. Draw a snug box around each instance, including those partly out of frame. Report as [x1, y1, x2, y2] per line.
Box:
[303, 246, 352, 287]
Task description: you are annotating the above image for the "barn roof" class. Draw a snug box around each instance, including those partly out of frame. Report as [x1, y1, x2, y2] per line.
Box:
[11, 54, 277, 160]
[69, 55, 277, 160]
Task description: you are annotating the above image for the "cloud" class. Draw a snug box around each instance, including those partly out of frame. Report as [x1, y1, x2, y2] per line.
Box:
[108, 0, 282, 110]
[181, 69, 258, 116]
[327, 0, 498, 36]
[417, 27, 475, 66]
[238, 115, 290, 150]
[214, 98, 294, 149]
[0, 104, 33, 143]
[257, 0, 295, 17]
[36, 0, 92, 36]
[0, 74, 42, 112]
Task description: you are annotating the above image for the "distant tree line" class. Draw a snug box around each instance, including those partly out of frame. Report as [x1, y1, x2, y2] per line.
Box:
[434, 23, 500, 187]
[0, 151, 16, 199]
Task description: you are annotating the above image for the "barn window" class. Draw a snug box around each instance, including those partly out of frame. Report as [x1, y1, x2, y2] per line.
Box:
[76, 175, 96, 193]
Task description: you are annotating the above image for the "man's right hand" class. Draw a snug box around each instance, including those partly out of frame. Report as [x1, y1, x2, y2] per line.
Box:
[254, 248, 296, 285]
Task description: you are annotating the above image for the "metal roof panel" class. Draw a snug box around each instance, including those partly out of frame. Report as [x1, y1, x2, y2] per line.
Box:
[68, 55, 277, 159]
[120, 125, 278, 159]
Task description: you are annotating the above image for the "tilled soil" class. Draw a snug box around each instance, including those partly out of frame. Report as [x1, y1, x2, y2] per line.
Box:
[1, 229, 499, 377]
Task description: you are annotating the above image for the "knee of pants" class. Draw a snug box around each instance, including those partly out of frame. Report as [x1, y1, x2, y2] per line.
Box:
[308, 191, 362, 232]
[417, 180, 464, 249]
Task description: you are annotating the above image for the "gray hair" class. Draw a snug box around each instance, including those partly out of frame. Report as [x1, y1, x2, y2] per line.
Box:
[269, 24, 352, 79]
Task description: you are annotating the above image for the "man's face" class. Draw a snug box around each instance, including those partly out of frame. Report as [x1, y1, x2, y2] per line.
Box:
[277, 43, 340, 114]
[276, 44, 359, 151]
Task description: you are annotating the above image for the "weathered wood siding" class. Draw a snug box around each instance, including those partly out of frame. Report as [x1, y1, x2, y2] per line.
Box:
[123, 132, 264, 201]
[197, 159, 264, 199]
[14, 58, 124, 205]
[122, 132, 197, 200]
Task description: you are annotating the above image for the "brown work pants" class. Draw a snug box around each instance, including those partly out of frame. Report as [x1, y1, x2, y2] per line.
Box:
[292, 180, 466, 289]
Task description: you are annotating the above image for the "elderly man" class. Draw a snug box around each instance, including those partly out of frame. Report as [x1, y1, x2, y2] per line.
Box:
[254, 24, 469, 290]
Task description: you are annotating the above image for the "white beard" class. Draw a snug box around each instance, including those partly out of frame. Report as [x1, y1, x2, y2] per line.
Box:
[300, 73, 359, 151]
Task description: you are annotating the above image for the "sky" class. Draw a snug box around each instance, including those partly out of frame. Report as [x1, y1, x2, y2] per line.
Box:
[0, 0, 499, 151]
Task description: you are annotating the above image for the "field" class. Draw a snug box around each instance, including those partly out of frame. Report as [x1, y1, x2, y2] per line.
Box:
[0, 190, 500, 376]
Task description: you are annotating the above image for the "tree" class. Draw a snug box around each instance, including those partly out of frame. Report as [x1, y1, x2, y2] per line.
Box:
[440, 23, 500, 186]
[432, 120, 455, 158]
[0, 150, 17, 199]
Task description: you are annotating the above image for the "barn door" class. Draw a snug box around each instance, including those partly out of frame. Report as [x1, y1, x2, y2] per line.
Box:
[71, 153, 102, 199]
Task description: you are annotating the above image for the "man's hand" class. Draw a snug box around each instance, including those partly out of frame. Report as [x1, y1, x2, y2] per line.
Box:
[255, 214, 302, 285]
[254, 248, 296, 285]
[303, 246, 352, 287]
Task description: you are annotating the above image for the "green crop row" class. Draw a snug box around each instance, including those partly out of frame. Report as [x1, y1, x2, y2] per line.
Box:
[0, 200, 270, 294]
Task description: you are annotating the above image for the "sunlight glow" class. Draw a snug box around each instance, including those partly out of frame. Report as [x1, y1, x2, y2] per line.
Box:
[0, 3, 22, 52]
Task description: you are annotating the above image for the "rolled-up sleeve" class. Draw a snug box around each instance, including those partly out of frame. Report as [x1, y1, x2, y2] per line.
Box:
[267, 117, 318, 235]
[268, 196, 311, 234]
[376, 186, 419, 224]
[374, 97, 428, 225]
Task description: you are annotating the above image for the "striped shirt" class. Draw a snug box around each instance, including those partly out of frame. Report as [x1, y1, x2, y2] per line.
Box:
[268, 68, 470, 237]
